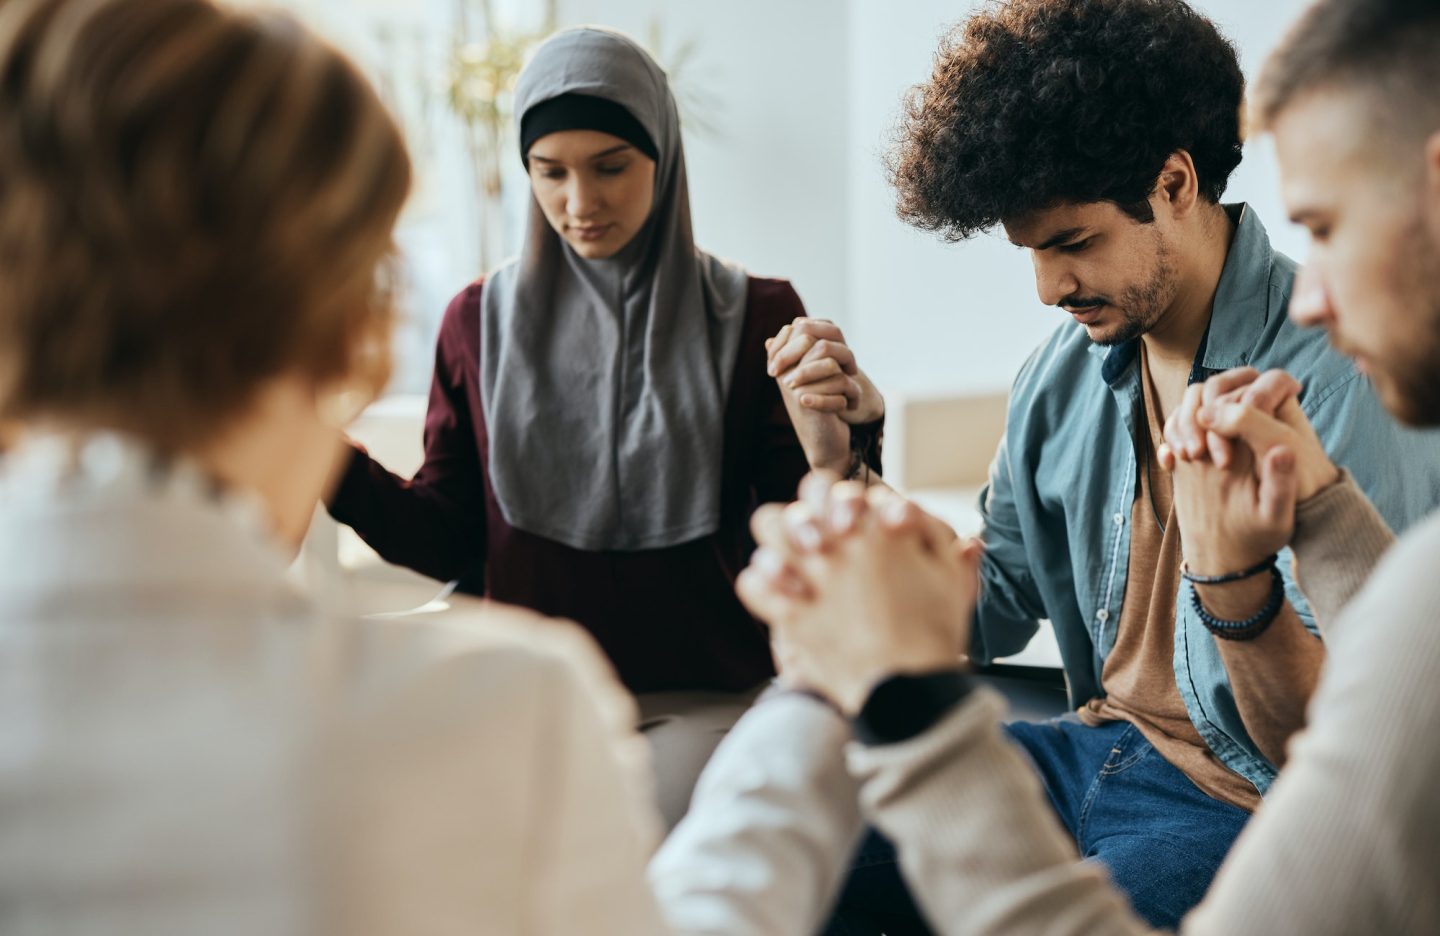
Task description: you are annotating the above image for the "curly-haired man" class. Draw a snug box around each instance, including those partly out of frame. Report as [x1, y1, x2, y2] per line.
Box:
[763, 0, 1440, 930]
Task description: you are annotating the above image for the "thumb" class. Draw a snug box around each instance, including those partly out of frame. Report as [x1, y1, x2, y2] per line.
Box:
[1257, 445, 1299, 528]
[955, 536, 985, 588]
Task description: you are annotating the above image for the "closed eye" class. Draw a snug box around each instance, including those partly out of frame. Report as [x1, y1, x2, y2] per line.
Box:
[1058, 238, 1093, 254]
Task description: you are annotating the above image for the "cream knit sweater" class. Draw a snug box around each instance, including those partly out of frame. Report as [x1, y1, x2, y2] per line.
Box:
[846, 475, 1440, 934]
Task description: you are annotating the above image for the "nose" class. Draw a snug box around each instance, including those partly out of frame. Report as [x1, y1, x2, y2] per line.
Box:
[566, 176, 602, 221]
[1033, 253, 1081, 308]
[1288, 263, 1334, 329]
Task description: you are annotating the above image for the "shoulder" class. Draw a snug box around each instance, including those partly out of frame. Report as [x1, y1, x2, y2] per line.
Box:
[433, 278, 486, 363]
[332, 599, 638, 745]
[1309, 509, 1440, 734]
[744, 275, 806, 333]
[315, 603, 659, 913]
[440, 278, 485, 334]
[1006, 320, 1103, 425]
[1357, 515, 1440, 647]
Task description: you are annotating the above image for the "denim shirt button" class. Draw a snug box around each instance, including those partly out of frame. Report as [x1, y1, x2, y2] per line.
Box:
[1096, 609, 1110, 623]
[1112, 513, 1124, 526]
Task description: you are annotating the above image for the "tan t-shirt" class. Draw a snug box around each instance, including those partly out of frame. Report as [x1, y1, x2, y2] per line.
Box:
[1077, 346, 1261, 811]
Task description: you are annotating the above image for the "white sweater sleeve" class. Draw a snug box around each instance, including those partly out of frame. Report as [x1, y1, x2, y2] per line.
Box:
[524, 659, 866, 935]
[650, 693, 866, 935]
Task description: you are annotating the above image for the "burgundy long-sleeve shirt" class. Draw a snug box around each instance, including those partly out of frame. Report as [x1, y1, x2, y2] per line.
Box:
[330, 276, 871, 693]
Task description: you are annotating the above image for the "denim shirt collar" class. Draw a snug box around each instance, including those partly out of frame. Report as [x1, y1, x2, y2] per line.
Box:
[1092, 203, 1271, 386]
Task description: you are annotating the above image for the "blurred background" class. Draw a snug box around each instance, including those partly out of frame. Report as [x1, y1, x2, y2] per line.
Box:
[249, 0, 1313, 402]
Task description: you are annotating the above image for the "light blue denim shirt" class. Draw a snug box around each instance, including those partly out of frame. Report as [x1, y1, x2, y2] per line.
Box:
[973, 204, 1440, 796]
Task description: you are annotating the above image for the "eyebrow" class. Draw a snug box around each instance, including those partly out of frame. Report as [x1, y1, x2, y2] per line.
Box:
[529, 144, 633, 165]
[1017, 227, 1090, 251]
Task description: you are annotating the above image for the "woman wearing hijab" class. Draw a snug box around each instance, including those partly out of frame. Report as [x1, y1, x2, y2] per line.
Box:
[327, 26, 879, 827]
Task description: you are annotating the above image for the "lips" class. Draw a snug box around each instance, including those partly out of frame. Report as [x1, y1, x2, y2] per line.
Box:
[1066, 304, 1105, 324]
[572, 223, 613, 241]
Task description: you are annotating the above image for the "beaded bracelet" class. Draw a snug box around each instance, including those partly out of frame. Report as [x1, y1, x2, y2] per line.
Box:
[1180, 553, 1278, 586]
[1188, 566, 1286, 642]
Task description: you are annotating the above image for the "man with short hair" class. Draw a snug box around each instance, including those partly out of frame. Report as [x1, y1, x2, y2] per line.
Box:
[766, 0, 1440, 929]
[744, 0, 1440, 932]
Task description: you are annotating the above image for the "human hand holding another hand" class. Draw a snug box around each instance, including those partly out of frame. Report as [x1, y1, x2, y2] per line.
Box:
[767, 318, 885, 424]
[1162, 420, 1299, 579]
[1161, 367, 1340, 504]
[765, 318, 885, 476]
[737, 473, 981, 714]
[1158, 367, 1339, 619]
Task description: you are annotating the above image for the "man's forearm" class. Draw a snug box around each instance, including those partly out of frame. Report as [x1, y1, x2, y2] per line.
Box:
[1199, 580, 1325, 767]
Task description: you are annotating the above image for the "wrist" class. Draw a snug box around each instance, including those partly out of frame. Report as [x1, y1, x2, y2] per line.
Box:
[838, 642, 963, 714]
[843, 400, 885, 427]
[808, 451, 853, 475]
[1194, 574, 1274, 622]
[1180, 545, 1275, 580]
[852, 668, 973, 746]
[1298, 460, 1342, 503]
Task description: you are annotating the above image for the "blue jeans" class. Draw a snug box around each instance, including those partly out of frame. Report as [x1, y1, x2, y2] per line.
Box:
[823, 717, 1253, 934]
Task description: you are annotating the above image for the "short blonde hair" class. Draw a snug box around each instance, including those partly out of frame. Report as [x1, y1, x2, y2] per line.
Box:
[0, 0, 411, 449]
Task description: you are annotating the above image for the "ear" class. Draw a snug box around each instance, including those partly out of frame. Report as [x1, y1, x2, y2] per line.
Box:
[1155, 150, 1202, 220]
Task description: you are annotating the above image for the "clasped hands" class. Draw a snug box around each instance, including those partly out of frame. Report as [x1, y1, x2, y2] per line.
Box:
[765, 317, 885, 476]
[739, 366, 1341, 713]
[737, 474, 982, 713]
[1158, 367, 1339, 581]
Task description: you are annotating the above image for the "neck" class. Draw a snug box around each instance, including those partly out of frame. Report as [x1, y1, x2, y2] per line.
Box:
[22, 380, 337, 555]
[1141, 202, 1237, 377]
[196, 380, 341, 554]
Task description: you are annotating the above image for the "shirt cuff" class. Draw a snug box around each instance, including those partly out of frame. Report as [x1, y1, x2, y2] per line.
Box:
[852, 669, 974, 746]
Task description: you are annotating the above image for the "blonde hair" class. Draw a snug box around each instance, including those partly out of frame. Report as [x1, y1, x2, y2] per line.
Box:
[0, 0, 411, 449]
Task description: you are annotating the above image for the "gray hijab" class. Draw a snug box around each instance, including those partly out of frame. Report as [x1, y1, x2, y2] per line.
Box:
[480, 27, 749, 552]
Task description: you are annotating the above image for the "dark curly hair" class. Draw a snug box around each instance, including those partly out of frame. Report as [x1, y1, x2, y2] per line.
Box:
[889, 0, 1244, 240]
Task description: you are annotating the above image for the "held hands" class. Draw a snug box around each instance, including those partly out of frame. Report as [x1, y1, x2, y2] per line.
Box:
[1159, 367, 1340, 576]
[737, 473, 981, 714]
[766, 318, 886, 475]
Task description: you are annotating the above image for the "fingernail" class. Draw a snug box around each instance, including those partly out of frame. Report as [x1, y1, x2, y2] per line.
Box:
[754, 548, 783, 575]
[795, 522, 822, 551]
[883, 500, 909, 526]
[834, 499, 861, 531]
